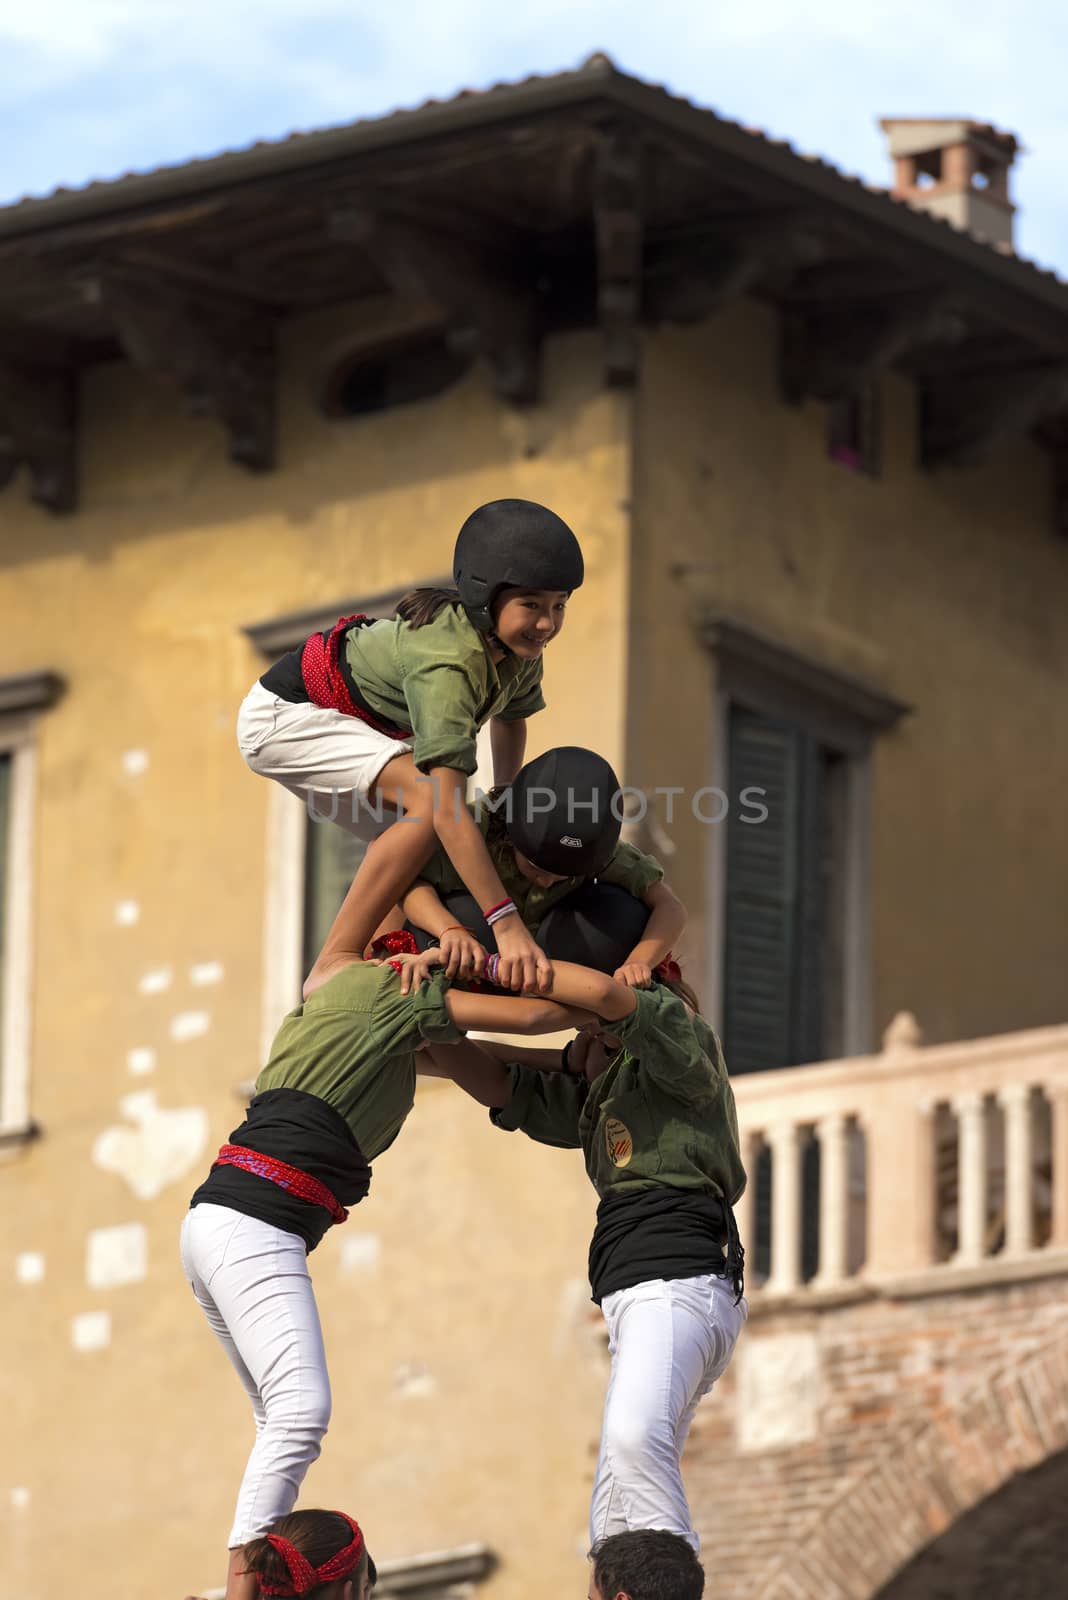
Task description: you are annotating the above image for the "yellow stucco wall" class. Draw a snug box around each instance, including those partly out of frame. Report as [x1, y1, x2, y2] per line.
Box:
[628, 301, 1068, 1048]
[0, 316, 631, 1597]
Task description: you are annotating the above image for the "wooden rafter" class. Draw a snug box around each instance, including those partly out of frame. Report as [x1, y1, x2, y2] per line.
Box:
[80, 266, 276, 470]
[330, 207, 541, 405]
[593, 124, 644, 385]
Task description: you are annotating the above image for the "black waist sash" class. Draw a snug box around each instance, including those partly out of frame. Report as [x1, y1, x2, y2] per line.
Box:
[190, 1087, 372, 1252]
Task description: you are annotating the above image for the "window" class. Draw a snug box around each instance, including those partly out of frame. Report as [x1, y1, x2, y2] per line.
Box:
[828, 383, 880, 476]
[703, 622, 907, 1285]
[321, 331, 472, 419]
[703, 619, 909, 1063]
[722, 706, 847, 1073]
[302, 822, 367, 980]
[0, 672, 60, 1139]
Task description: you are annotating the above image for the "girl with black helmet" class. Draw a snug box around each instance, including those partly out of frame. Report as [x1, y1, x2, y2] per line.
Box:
[400, 746, 687, 987]
[235, 499, 583, 997]
[405, 933, 747, 1562]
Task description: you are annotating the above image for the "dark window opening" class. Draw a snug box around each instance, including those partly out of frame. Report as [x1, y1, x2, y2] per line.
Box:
[828, 383, 880, 476]
[302, 818, 368, 978]
[322, 331, 472, 419]
[722, 705, 848, 1075]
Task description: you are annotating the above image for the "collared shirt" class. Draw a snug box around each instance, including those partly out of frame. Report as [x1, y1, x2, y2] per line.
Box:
[255, 962, 460, 1159]
[491, 985, 746, 1205]
[345, 605, 545, 774]
[415, 790, 664, 926]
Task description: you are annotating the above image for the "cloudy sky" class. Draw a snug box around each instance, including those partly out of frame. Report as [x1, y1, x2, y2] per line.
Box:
[3, 1, 1066, 274]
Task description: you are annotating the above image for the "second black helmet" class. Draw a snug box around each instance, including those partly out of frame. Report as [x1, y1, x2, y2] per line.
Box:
[504, 746, 621, 878]
[453, 499, 584, 634]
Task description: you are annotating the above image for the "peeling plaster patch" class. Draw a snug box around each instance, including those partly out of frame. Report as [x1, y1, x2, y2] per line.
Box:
[190, 961, 224, 987]
[170, 1010, 210, 1042]
[15, 1252, 45, 1285]
[72, 1311, 111, 1352]
[121, 749, 148, 776]
[10, 1486, 30, 1512]
[394, 1362, 437, 1400]
[338, 1235, 380, 1275]
[736, 1332, 821, 1454]
[87, 1223, 148, 1290]
[114, 900, 140, 927]
[139, 967, 172, 996]
[92, 1091, 208, 1201]
[126, 1047, 156, 1077]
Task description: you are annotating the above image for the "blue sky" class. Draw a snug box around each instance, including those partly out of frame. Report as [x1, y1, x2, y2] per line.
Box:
[3, 1, 1066, 275]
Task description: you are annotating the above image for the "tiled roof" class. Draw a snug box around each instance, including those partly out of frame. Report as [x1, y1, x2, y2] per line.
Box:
[1, 53, 1063, 297]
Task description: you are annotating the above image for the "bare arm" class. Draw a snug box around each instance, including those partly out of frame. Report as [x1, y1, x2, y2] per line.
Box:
[489, 716, 527, 786]
[523, 959, 639, 1023]
[420, 1038, 513, 1107]
[402, 881, 456, 941]
[442, 987, 596, 1034]
[615, 880, 688, 982]
[429, 766, 550, 992]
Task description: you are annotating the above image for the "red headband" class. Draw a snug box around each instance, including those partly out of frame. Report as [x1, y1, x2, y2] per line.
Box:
[258, 1513, 365, 1596]
[654, 953, 682, 984]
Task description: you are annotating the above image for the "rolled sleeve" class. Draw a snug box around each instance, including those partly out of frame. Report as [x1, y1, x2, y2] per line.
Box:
[599, 843, 665, 899]
[489, 1063, 585, 1148]
[402, 660, 483, 774]
[494, 667, 546, 721]
[614, 987, 719, 1103]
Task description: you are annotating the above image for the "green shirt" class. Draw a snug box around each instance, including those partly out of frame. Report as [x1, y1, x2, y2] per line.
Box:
[345, 605, 546, 775]
[491, 985, 746, 1204]
[415, 791, 664, 929]
[255, 962, 460, 1159]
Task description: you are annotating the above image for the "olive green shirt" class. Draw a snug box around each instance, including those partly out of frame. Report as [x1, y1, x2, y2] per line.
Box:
[491, 985, 746, 1204]
[256, 962, 460, 1159]
[345, 605, 546, 775]
[414, 793, 664, 928]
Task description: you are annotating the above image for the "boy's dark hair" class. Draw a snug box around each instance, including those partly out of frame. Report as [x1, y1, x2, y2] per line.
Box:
[590, 1530, 704, 1600]
[395, 586, 463, 629]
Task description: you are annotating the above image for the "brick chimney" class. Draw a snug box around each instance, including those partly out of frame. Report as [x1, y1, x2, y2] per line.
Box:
[878, 118, 1019, 252]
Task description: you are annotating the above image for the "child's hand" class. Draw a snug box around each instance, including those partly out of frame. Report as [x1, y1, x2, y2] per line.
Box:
[493, 919, 553, 993]
[614, 960, 653, 988]
[391, 947, 444, 996]
[438, 925, 487, 982]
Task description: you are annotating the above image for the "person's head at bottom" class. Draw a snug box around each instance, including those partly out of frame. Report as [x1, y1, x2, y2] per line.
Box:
[588, 1530, 704, 1600]
[241, 1510, 376, 1600]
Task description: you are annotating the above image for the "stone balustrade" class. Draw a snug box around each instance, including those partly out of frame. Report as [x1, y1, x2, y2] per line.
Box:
[731, 1013, 1068, 1299]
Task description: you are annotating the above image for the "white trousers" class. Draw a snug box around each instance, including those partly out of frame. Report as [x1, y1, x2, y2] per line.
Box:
[180, 1204, 332, 1548]
[237, 680, 413, 843]
[590, 1273, 748, 1553]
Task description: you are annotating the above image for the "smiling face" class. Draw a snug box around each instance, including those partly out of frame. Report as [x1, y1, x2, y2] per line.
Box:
[492, 586, 569, 658]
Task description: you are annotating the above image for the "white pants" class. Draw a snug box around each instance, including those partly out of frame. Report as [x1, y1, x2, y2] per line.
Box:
[590, 1274, 747, 1552]
[237, 680, 413, 843]
[180, 1204, 332, 1547]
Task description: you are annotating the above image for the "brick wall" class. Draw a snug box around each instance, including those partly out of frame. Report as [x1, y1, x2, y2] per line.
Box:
[685, 1269, 1068, 1598]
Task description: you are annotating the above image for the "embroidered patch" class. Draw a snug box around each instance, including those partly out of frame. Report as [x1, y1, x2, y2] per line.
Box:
[559, 835, 583, 847]
[605, 1116, 633, 1167]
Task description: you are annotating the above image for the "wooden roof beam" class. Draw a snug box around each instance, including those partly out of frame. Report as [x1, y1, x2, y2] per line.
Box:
[593, 125, 644, 386]
[781, 291, 966, 405]
[0, 360, 77, 514]
[330, 207, 541, 405]
[646, 214, 823, 325]
[921, 365, 1068, 470]
[79, 267, 276, 470]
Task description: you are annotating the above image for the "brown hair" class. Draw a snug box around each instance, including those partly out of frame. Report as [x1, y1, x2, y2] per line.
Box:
[394, 586, 462, 629]
[657, 972, 703, 1015]
[591, 1529, 704, 1600]
[242, 1510, 373, 1596]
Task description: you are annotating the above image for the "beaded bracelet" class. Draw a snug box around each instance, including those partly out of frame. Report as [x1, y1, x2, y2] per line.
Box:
[486, 953, 502, 985]
[483, 898, 518, 927]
